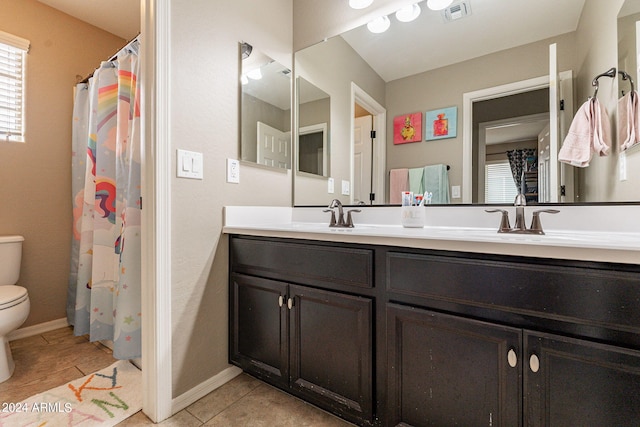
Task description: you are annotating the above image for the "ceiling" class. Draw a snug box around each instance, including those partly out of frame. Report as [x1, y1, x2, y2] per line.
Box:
[341, 0, 587, 83]
[36, 0, 140, 40]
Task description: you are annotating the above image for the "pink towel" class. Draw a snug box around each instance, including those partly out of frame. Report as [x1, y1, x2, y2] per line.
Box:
[617, 91, 639, 151]
[389, 168, 409, 204]
[559, 98, 611, 168]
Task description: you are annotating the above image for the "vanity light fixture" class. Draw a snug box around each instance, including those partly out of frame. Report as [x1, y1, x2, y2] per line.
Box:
[367, 15, 391, 33]
[395, 3, 421, 22]
[426, 0, 453, 11]
[349, 0, 374, 9]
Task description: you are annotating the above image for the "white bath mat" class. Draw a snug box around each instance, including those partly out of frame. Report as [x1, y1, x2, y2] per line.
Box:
[0, 360, 142, 426]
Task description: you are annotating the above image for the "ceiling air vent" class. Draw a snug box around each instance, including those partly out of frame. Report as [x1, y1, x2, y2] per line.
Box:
[442, 1, 471, 22]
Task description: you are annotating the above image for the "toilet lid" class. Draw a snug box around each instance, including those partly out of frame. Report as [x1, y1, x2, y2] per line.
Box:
[0, 285, 28, 308]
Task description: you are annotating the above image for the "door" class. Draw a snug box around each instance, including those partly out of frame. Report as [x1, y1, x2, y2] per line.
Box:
[229, 273, 289, 388]
[289, 284, 373, 425]
[525, 331, 640, 426]
[353, 114, 373, 204]
[387, 303, 522, 427]
[257, 121, 291, 169]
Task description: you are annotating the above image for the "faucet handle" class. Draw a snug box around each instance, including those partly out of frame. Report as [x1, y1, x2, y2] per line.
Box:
[323, 208, 337, 227]
[485, 209, 511, 233]
[346, 209, 361, 228]
[529, 209, 560, 235]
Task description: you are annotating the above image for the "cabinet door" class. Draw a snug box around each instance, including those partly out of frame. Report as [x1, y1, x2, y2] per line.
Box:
[387, 303, 522, 427]
[289, 284, 373, 425]
[525, 331, 640, 426]
[230, 273, 289, 388]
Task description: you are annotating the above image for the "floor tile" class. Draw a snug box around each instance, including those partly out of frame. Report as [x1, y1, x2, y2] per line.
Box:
[186, 373, 261, 422]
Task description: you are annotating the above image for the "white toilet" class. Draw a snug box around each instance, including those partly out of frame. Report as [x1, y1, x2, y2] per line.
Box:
[0, 235, 30, 383]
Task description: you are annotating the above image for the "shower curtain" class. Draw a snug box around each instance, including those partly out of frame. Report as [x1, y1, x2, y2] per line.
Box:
[506, 148, 536, 194]
[67, 40, 141, 360]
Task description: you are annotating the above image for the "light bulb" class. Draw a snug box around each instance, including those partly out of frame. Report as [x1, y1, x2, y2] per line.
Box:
[367, 15, 391, 34]
[426, 0, 453, 11]
[349, 0, 373, 9]
[247, 68, 263, 80]
[395, 3, 421, 22]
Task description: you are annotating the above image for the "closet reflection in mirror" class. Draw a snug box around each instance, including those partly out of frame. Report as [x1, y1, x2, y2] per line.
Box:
[297, 77, 330, 176]
[293, 0, 640, 206]
[239, 42, 291, 169]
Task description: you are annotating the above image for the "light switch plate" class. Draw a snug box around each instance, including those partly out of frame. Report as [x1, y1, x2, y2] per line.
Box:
[619, 151, 627, 181]
[227, 158, 240, 183]
[177, 149, 203, 179]
[328, 177, 335, 194]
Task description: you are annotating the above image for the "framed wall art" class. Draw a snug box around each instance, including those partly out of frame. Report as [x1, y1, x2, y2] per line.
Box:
[393, 112, 422, 144]
[425, 106, 457, 141]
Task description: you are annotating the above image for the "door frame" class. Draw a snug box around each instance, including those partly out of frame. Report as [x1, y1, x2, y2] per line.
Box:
[141, 0, 173, 422]
[350, 82, 386, 204]
[462, 71, 572, 203]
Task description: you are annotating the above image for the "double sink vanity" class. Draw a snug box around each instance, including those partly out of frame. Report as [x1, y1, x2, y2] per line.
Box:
[225, 204, 640, 426]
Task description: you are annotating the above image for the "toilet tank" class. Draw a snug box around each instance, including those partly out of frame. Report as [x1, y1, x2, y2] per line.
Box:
[0, 235, 24, 286]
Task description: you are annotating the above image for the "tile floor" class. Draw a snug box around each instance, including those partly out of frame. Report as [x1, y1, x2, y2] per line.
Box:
[4, 326, 354, 426]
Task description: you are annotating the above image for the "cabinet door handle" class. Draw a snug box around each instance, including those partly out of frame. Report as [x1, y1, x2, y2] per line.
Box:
[507, 348, 518, 368]
[287, 297, 293, 310]
[278, 295, 284, 307]
[529, 353, 540, 373]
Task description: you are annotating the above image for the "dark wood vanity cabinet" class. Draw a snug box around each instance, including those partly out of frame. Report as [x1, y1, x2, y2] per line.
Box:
[229, 236, 375, 426]
[229, 235, 640, 426]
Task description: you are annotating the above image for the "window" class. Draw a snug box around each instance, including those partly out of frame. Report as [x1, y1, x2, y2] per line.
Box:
[485, 161, 518, 204]
[0, 30, 29, 143]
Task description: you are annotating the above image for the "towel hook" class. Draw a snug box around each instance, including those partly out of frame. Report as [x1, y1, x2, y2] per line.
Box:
[591, 67, 617, 99]
[618, 70, 635, 98]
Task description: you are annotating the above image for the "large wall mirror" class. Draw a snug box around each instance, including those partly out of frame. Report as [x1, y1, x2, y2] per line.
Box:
[293, 0, 640, 206]
[240, 42, 292, 169]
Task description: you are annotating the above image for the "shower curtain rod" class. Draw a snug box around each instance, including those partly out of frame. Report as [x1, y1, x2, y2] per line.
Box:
[77, 33, 140, 84]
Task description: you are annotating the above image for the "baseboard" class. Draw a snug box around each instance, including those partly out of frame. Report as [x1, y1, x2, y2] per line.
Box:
[171, 366, 243, 414]
[8, 318, 69, 341]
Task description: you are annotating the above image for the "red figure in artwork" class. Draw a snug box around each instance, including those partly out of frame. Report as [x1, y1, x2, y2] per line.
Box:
[433, 113, 448, 137]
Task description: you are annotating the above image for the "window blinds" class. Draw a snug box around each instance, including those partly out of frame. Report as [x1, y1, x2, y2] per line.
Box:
[485, 162, 518, 204]
[0, 30, 29, 143]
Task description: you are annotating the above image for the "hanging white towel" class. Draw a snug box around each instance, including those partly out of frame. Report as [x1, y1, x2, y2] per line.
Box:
[618, 91, 640, 151]
[558, 98, 611, 168]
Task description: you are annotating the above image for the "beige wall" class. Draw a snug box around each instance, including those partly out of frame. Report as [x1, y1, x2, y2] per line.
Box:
[169, 0, 292, 397]
[0, 0, 126, 327]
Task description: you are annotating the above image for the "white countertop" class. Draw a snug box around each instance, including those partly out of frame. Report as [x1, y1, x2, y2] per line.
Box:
[223, 205, 640, 265]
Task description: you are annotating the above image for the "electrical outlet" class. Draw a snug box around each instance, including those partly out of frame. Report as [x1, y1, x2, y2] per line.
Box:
[328, 177, 335, 194]
[451, 185, 461, 199]
[341, 180, 350, 196]
[227, 158, 240, 183]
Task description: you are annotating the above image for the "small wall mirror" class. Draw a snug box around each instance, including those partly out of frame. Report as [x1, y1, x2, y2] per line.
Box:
[239, 42, 292, 169]
[297, 77, 330, 176]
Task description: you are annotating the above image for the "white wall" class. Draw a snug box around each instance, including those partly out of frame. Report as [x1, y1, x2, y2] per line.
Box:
[169, 0, 292, 397]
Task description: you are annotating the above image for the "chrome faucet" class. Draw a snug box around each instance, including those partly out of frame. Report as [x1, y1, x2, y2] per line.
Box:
[324, 199, 360, 228]
[486, 195, 559, 235]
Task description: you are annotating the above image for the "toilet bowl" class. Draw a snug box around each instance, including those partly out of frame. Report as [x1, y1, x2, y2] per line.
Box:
[0, 235, 29, 383]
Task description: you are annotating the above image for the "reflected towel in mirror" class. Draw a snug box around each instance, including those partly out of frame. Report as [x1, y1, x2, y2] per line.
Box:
[389, 168, 409, 204]
[423, 164, 450, 204]
[409, 167, 425, 195]
[618, 91, 639, 151]
[559, 98, 610, 168]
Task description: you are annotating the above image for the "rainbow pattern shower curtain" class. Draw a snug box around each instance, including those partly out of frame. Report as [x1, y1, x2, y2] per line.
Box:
[67, 41, 141, 359]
